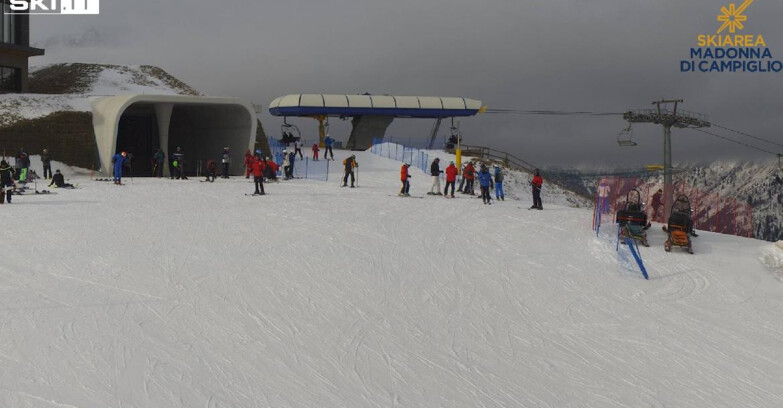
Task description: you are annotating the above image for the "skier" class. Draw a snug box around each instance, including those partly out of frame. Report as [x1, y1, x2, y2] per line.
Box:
[598, 177, 611, 214]
[493, 164, 505, 201]
[251, 155, 266, 195]
[171, 147, 186, 179]
[324, 135, 334, 160]
[281, 150, 290, 179]
[220, 146, 231, 178]
[112, 151, 126, 185]
[204, 159, 217, 182]
[400, 163, 411, 196]
[153, 148, 165, 177]
[265, 157, 278, 181]
[244, 149, 254, 179]
[342, 154, 358, 187]
[294, 140, 303, 159]
[0, 159, 15, 204]
[48, 169, 75, 189]
[312, 143, 320, 161]
[650, 188, 663, 222]
[457, 164, 466, 193]
[288, 150, 297, 178]
[463, 162, 476, 195]
[428, 158, 442, 195]
[530, 169, 543, 210]
[444, 161, 458, 198]
[16, 148, 29, 185]
[41, 148, 52, 179]
[478, 164, 493, 204]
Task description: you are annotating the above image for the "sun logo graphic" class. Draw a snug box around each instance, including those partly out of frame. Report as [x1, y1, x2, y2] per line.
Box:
[717, 0, 753, 34]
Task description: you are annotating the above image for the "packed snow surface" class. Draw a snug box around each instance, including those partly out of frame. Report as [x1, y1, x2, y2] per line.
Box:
[1, 151, 781, 408]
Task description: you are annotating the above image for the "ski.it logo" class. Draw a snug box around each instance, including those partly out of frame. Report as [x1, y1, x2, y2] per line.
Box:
[9, 0, 99, 15]
[680, 0, 782, 73]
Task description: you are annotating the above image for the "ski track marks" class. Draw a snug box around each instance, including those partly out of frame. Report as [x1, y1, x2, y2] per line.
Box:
[0, 151, 781, 407]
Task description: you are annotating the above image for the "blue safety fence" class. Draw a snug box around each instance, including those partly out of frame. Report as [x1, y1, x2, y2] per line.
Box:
[266, 137, 329, 181]
[370, 139, 448, 186]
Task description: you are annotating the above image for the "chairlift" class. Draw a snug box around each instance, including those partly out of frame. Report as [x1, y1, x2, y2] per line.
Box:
[617, 123, 637, 147]
[280, 117, 301, 145]
[446, 118, 461, 149]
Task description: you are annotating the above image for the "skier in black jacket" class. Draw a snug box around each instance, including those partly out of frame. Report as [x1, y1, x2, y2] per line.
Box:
[428, 158, 442, 195]
[0, 159, 15, 203]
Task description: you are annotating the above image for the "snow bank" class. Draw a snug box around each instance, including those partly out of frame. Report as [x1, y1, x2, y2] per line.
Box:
[761, 241, 783, 280]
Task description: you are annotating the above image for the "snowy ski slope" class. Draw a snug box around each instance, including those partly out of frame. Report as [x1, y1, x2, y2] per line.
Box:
[0, 151, 781, 408]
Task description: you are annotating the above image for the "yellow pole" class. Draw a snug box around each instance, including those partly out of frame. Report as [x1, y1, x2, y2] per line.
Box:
[316, 115, 326, 148]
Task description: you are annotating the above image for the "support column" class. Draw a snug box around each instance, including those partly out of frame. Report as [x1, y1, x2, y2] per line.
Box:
[663, 124, 673, 222]
[155, 103, 174, 177]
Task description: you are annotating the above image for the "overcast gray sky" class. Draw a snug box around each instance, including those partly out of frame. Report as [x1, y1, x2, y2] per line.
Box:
[31, 0, 783, 168]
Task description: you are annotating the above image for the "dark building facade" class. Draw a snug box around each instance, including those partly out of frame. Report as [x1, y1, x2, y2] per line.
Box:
[0, 1, 44, 93]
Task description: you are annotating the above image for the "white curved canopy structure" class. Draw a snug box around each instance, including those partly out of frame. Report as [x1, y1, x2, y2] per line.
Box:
[91, 95, 257, 176]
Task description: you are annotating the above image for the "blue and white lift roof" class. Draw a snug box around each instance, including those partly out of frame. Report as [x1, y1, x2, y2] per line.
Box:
[269, 94, 483, 118]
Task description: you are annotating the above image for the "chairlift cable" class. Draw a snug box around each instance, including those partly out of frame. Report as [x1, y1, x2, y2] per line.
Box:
[710, 123, 783, 149]
[688, 128, 779, 156]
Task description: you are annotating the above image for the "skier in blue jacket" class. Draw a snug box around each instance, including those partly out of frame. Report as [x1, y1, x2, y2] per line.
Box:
[493, 165, 504, 201]
[477, 164, 493, 205]
[112, 151, 126, 185]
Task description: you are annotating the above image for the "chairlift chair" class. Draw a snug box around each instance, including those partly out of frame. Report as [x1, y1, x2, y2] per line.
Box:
[280, 118, 302, 145]
[617, 123, 637, 147]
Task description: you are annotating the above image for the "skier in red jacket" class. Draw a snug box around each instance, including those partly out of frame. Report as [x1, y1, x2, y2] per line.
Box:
[463, 162, 476, 195]
[530, 169, 543, 210]
[251, 155, 266, 195]
[312, 144, 320, 161]
[399, 163, 411, 196]
[244, 149, 254, 179]
[444, 161, 458, 198]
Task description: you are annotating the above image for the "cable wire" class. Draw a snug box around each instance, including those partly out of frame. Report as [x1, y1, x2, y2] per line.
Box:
[688, 128, 780, 156]
[709, 123, 783, 149]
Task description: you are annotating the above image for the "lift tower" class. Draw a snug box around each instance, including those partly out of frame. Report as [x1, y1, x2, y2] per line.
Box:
[623, 100, 711, 221]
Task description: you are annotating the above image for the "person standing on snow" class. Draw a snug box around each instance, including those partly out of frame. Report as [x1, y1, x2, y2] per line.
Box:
[493, 164, 505, 201]
[463, 162, 476, 195]
[251, 154, 267, 195]
[41, 148, 53, 179]
[0, 159, 15, 204]
[312, 143, 320, 161]
[478, 164, 493, 204]
[342, 154, 358, 187]
[400, 163, 411, 196]
[444, 161, 458, 198]
[171, 147, 186, 179]
[288, 150, 297, 178]
[112, 151, 127, 185]
[650, 188, 663, 222]
[204, 159, 217, 182]
[597, 177, 611, 214]
[220, 146, 231, 178]
[153, 148, 165, 177]
[429, 157, 442, 195]
[244, 149, 254, 179]
[282, 149, 291, 179]
[530, 169, 543, 210]
[294, 140, 303, 159]
[323, 135, 334, 160]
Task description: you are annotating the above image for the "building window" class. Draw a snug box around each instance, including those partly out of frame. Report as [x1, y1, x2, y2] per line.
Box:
[2, 3, 17, 44]
[0, 66, 21, 93]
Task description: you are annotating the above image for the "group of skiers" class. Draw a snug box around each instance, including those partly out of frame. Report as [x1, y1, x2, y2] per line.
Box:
[401, 157, 542, 207]
[1, 148, 74, 203]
